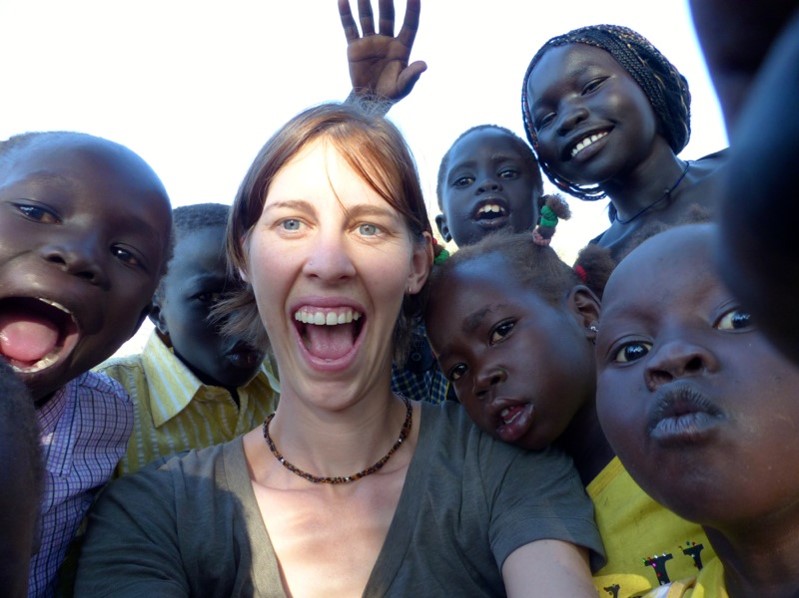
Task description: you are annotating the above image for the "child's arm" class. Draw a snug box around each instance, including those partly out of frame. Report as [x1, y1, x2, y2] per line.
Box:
[502, 540, 596, 597]
[339, 0, 427, 108]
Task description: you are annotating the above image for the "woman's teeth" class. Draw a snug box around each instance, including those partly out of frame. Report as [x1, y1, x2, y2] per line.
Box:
[294, 308, 362, 325]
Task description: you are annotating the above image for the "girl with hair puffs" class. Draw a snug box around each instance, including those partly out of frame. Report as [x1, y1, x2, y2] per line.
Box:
[425, 233, 715, 596]
[521, 24, 726, 260]
[75, 103, 603, 597]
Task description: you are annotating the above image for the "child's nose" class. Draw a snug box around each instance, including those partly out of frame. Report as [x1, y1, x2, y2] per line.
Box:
[301, 230, 357, 282]
[644, 338, 719, 390]
[39, 236, 109, 288]
[556, 102, 589, 136]
[476, 177, 502, 195]
[472, 364, 507, 399]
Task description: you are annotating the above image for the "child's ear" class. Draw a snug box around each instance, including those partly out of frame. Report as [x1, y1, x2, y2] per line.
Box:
[148, 299, 171, 345]
[434, 214, 453, 243]
[238, 267, 249, 283]
[567, 286, 601, 341]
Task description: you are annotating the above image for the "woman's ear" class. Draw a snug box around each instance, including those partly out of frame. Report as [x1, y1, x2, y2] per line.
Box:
[237, 232, 251, 283]
[567, 285, 601, 341]
[407, 232, 434, 294]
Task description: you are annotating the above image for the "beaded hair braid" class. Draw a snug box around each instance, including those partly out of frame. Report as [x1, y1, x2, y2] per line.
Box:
[521, 24, 692, 200]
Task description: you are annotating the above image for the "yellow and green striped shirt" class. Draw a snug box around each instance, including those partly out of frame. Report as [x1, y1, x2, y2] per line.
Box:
[96, 332, 279, 477]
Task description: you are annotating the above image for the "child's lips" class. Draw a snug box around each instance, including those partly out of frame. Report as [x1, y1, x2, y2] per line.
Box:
[225, 343, 265, 369]
[0, 297, 80, 374]
[491, 399, 535, 443]
[647, 383, 724, 446]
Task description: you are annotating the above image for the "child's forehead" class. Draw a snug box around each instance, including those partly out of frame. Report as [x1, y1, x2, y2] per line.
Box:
[453, 129, 526, 157]
[603, 226, 717, 312]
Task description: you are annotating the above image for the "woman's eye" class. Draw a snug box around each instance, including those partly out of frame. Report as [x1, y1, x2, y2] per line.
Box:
[280, 219, 302, 231]
[613, 342, 652, 364]
[716, 308, 752, 331]
[358, 223, 380, 236]
[453, 176, 474, 188]
[448, 363, 467, 382]
[499, 168, 518, 180]
[490, 320, 515, 344]
[14, 203, 60, 224]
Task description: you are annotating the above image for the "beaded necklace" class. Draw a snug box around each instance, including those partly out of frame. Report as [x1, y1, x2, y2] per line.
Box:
[262, 396, 412, 484]
[615, 161, 691, 225]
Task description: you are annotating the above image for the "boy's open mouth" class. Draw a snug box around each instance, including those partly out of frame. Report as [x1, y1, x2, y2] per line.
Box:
[0, 297, 79, 373]
[473, 199, 509, 222]
[294, 307, 363, 362]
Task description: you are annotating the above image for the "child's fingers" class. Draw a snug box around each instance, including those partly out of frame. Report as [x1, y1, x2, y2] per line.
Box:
[357, 0, 376, 36]
[378, 0, 395, 36]
[397, 0, 420, 47]
[338, 0, 360, 42]
[397, 60, 427, 97]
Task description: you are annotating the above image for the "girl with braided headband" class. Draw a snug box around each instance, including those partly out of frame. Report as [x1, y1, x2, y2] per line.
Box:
[521, 24, 726, 260]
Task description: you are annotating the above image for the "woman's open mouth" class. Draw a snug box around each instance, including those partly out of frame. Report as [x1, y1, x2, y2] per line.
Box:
[0, 297, 80, 373]
[293, 306, 364, 363]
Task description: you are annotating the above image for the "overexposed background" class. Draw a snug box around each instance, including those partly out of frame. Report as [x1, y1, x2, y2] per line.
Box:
[0, 0, 728, 355]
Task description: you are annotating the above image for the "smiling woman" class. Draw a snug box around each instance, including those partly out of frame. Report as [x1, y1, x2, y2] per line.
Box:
[75, 102, 605, 597]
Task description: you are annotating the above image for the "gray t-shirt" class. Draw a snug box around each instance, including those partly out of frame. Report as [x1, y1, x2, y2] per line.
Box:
[75, 402, 603, 597]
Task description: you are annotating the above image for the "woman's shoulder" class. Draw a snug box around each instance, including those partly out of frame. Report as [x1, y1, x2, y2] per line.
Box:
[419, 401, 572, 469]
[110, 438, 244, 497]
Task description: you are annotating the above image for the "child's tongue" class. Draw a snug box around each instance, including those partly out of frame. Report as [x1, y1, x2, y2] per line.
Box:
[304, 322, 356, 360]
[0, 312, 59, 365]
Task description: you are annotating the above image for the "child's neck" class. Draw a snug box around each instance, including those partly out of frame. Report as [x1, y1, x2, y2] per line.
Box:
[556, 401, 615, 487]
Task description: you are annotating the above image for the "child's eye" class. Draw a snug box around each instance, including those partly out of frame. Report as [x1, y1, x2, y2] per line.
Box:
[111, 245, 144, 268]
[498, 168, 519, 180]
[14, 202, 60, 224]
[453, 176, 475, 188]
[535, 112, 555, 131]
[613, 342, 652, 364]
[489, 319, 516, 344]
[195, 291, 223, 304]
[448, 363, 468, 382]
[582, 77, 606, 94]
[715, 308, 752, 331]
[280, 218, 302, 231]
[358, 223, 380, 236]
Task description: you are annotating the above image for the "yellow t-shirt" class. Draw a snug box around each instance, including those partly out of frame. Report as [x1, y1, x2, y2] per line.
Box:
[96, 332, 279, 476]
[589, 457, 716, 597]
[644, 557, 727, 597]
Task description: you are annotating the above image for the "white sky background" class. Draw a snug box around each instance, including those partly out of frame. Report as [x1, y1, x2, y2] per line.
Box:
[0, 0, 728, 355]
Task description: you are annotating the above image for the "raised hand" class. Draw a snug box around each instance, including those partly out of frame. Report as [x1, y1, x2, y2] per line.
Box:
[339, 0, 427, 102]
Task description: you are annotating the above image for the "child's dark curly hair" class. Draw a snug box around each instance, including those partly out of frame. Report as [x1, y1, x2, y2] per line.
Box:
[426, 232, 614, 309]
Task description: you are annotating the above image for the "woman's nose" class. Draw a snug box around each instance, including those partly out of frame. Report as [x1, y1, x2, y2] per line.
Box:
[301, 230, 357, 282]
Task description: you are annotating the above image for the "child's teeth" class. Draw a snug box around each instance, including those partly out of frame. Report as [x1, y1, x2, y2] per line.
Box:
[571, 132, 608, 157]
